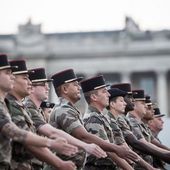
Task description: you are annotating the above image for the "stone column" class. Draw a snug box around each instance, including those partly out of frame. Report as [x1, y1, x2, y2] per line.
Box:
[121, 71, 131, 83]
[157, 70, 168, 116]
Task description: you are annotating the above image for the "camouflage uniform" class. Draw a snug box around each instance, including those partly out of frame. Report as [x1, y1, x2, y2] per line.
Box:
[126, 113, 153, 170]
[106, 112, 125, 145]
[83, 106, 117, 170]
[6, 94, 35, 170]
[114, 114, 134, 140]
[0, 100, 12, 170]
[152, 137, 166, 169]
[46, 97, 86, 170]
[145, 123, 166, 169]
[24, 97, 47, 170]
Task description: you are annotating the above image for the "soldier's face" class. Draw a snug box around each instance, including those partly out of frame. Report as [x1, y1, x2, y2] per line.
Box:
[124, 94, 134, 113]
[134, 100, 147, 118]
[32, 82, 49, 101]
[94, 87, 110, 109]
[0, 69, 15, 92]
[13, 74, 32, 99]
[144, 105, 154, 120]
[111, 96, 127, 114]
[148, 117, 164, 132]
[65, 81, 81, 103]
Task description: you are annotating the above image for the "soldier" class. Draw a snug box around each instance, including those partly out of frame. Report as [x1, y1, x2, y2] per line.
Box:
[24, 67, 107, 170]
[49, 69, 137, 170]
[111, 83, 170, 167]
[126, 89, 170, 169]
[0, 54, 75, 170]
[81, 75, 137, 170]
[106, 88, 127, 145]
[143, 98, 170, 151]
[148, 107, 167, 169]
[7, 60, 77, 170]
[148, 107, 165, 140]
[107, 88, 158, 170]
[111, 83, 134, 114]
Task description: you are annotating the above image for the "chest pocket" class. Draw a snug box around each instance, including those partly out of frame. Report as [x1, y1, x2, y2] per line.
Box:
[140, 124, 151, 142]
[85, 112, 114, 143]
[110, 118, 120, 131]
[63, 105, 84, 125]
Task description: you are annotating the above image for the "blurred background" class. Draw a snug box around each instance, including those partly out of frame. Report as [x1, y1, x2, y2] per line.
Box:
[0, 1, 170, 167]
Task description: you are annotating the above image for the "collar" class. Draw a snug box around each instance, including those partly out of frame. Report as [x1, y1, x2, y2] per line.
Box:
[24, 97, 38, 109]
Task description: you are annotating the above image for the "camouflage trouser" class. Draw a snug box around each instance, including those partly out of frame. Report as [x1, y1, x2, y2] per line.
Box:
[43, 164, 81, 170]
[10, 160, 32, 170]
[83, 164, 117, 170]
[0, 163, 10, 170]
[31, 157, 43, 170]
[32, 163, 43, 170]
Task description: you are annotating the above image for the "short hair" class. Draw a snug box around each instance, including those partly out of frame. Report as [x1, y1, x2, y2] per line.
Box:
[54, 83, 69, 97]
[55, 86, 62, 97]
[83, 90, 98, 104]
[107, 96, 118, 110]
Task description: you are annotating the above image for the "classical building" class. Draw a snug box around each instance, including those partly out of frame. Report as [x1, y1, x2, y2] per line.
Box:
[1, 17, 170, 117]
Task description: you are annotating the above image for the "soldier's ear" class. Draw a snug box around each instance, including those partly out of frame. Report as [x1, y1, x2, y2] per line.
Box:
[61, 84, 68, 94]
[110, 101, 115, 109]
[90, 93, 96, 101]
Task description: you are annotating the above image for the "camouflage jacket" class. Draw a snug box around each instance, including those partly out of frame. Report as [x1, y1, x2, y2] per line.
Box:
[150, 129, 166, 169]
[126, 113, 151, 141]
[49, 97, 86, 170]
[83, 106, 116, 167]
[126, 113, 153, 165]
[115, 113, 134, 139]
[143, 123, 154, 141]
[24, 97, 46, 131]
[106, 111, 125, 145]
[24, 97, 46, 167]
[0, 99, 12, 165]
[6, 94, 35, 167]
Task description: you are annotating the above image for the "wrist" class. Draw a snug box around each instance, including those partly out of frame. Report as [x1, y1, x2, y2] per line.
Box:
[55, 159, 64, 169]
[46, 139, 53, 148]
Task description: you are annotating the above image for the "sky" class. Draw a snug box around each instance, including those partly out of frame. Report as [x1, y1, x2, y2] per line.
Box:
[1, 0, 170, 34]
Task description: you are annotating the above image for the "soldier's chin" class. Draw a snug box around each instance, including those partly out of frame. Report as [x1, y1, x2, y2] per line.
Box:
[122, 109, 125, 113]
[77, 94, 81, 100]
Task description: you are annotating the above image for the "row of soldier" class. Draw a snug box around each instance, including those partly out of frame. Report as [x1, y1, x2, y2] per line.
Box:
[0, 53, 170, 170]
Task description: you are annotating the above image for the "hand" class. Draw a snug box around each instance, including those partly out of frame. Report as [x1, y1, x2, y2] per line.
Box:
[50, 137, 78, 156]
[58, 160, 77, 170]
[125, 158, 135, 165]
[84, 143, 107, 158]
[116, 145, 138, 160]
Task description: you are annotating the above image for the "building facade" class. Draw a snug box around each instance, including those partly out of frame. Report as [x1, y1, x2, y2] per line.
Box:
[1, 17, 170, 117]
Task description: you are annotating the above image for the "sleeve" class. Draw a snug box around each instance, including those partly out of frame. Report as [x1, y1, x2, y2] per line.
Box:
[57, 108, 83, 134]
[128, 118, 144, 140]
[110, 119, 125, 145]
[84, 116, 109, 141]
[116, 116, 133, 138]
[28, 108, 46, 130]
[148, 128, 155, 141]
[0, 110, 10, 131]
[10, 106, 30, 131]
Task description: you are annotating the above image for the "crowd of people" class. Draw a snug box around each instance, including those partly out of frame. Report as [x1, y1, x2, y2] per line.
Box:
[0, 53, 170, 170]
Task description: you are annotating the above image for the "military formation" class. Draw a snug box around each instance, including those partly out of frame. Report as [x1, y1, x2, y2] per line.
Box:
[0, 53, 170, 170]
